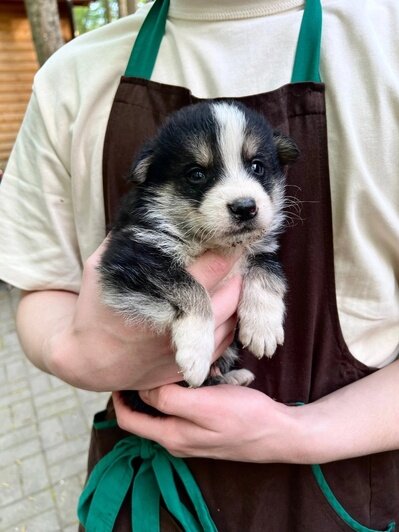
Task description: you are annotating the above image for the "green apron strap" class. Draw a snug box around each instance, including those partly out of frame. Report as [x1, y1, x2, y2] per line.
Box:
[131, 459, 161, 531]
[125, 0, 322, 83]
[125, 0, 169, 78]
[153, 454, 204, 532]
[77, 435, 218, 532]
[291, 0, 322, 83]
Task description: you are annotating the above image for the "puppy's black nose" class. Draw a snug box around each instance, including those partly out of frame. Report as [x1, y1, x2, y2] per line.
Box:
[228, 198, 258, 221]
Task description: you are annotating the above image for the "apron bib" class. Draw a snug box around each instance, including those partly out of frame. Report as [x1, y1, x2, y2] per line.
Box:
[79, 1, 399, 530]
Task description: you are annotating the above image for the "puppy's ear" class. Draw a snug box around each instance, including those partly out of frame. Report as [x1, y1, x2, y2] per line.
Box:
[273, 132, 300, 166]
[127, 143, 154, 184]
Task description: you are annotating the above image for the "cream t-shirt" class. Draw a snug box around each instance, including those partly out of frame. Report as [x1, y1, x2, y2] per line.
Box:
[0, 0, 398, 368]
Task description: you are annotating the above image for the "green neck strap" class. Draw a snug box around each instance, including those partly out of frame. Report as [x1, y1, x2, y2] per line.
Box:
[291, 0, 322, 83]
[125, 0, 170, 79]
[125, 0, 322, 83]
[78, 434, 218, 532]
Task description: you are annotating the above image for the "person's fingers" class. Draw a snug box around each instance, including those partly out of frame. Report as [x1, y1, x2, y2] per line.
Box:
[113, 391, 213, 455]
[188, 250, 241, 292]
[113, 391, 170, 437]
[138, 385, 211, 421]
[137, 383, 242, 429]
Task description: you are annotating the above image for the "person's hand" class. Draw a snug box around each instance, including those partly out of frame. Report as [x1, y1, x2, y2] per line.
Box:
[112, 360, 399, 466]
[112, 384, 303, 463]
[43, 240, 243, 391]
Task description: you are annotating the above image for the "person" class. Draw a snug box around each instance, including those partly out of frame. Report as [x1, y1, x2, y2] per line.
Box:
[0, 0, 398, 530]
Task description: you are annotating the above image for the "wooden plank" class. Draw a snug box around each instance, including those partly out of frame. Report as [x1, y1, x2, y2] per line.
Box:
[0, 41, 35, 51]
[0, 112, 25, 125]
[0, 141, 16, 153]
[0, 55, 37, 64]
[0, 126, 23, 135]
[1, 108, 26, 116]
[0, 30, 33, 41]
[0, 16, 29, 26]
[0, 131, 18, 141]
[0, 51, 37, 62]
[1, 0, 90, 4]
[0, 59, 37, 67]
[0, 79, 33, 89]
[0, 130, 20, 141]
[0, 79, 32, 87]
[0, 88, 32, 97]
[0, 64, 36, 73]
[0, 51, 36, 62]
[0, 125, 25, 135]
[0, 5, 25, 15]
[0, 68, 36, 77]
[0, 90, 32, 102]
[0, 102, 28, 113]
[0, 61, 37, 70]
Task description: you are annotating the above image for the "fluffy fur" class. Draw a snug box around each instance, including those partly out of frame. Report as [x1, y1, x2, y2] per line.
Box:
[99, 101, 298, 402]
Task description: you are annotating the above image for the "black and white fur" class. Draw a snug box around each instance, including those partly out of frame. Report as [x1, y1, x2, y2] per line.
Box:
[99, 101, 298, 391]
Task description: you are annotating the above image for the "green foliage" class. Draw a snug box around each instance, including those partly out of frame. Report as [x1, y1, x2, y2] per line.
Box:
[73, 1, 119, 35]
[73, 0, 151, 35]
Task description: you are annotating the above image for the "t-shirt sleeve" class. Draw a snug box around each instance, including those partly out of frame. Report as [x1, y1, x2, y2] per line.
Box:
[0, 86, 82, 292]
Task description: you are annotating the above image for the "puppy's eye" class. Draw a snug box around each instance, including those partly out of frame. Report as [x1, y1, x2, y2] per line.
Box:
[186, 167, 207, 185]
[250, 160, 265, 176]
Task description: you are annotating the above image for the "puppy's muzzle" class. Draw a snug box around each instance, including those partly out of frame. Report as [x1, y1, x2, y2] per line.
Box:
[228, 197, 258, 222]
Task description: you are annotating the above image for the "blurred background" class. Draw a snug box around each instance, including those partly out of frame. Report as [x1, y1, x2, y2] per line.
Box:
[0, 0, 149, 174]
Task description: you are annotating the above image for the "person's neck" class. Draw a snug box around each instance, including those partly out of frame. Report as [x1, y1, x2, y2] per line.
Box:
[169, 0, 304, 20]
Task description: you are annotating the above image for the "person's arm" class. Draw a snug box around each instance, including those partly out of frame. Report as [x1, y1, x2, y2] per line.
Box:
[112, 359, 399, 464]
[16, 241, 242, 392]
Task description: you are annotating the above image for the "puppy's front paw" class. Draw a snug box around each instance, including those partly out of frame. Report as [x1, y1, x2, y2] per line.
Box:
[217, 369, 255, 386]
[172, 315, 214, 387]
[177, 354, 214, 388]
[238, 292, 285, 359]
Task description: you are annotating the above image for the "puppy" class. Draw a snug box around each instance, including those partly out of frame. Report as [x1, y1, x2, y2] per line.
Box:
[99, 101, 298, 403]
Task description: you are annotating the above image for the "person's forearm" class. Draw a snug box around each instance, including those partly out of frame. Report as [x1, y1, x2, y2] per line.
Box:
[16, 289, 77, 374]
[298, 360, 399, 464]
[16, 286, 175, 391]
[14, 249, 243, 392]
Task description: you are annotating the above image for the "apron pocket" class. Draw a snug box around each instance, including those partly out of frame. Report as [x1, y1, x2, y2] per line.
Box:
[310, 460, 396, 532]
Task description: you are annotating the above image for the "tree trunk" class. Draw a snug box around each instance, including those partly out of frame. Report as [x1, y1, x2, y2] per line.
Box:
[103, 0, 112, 23]
[127, 0, 138, 14]
[117, 0, 137, 18]
[118, 0, 128, 18]
[24, 0, 64, 66]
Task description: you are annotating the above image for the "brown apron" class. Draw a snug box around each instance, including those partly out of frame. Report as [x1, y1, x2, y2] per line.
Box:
[80, 1, 399, 530]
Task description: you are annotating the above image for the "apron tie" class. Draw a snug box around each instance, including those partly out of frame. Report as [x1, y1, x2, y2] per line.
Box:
[77, 435, 218, 532]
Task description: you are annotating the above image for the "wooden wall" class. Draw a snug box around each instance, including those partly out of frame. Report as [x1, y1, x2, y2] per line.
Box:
[0, 2, 37, 169]
[0, 1, 75, 171]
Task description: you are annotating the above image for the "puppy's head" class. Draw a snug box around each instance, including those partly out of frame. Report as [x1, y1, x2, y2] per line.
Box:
[128, 101, 298, 248]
